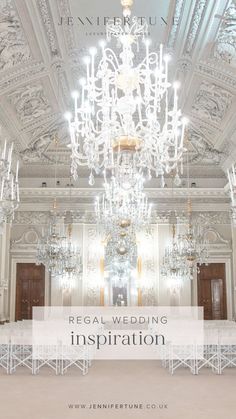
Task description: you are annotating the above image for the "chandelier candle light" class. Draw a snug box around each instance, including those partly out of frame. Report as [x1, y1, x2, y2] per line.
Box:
[66, 0, 187, 187]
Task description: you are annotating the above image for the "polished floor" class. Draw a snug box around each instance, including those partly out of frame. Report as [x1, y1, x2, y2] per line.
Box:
[0, 361, 235, 419]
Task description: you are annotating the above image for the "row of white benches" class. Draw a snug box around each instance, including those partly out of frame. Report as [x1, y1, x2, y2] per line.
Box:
[0, 320, 90, 375]
[162, 320, 236, 375]
[1, 320, 236, 375]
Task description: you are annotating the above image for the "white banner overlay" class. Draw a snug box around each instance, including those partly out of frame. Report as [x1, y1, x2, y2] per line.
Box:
[32, 307, 204, 360]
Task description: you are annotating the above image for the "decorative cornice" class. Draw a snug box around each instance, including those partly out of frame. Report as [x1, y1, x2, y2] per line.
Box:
[12, 210, 231, 225]
[196, 61, 236, 90]
[16, 201, 231, 214]
[167, 0, 185, 48]
[0, 62, 46, 94]
[13, 211, 50, 225]
[19, 187, 228, 200]
[37, 0, 61, 57]
[57, 0, 76, 51]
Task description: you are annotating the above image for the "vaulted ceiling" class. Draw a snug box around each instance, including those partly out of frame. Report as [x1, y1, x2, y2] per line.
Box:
[0, 0, 236, 214]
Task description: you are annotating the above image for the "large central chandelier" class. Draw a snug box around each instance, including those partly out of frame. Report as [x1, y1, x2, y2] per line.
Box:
[66, 0, 187, 186]
[0, 139, 19, 227]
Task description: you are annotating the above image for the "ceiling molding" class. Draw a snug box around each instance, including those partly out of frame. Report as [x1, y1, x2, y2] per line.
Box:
[19, 187, 229, 199]
[0, 0, 235, 190]
[12, 209, 231, 225]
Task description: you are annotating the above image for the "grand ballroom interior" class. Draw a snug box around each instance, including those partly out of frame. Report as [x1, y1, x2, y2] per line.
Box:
[0, 0, 236, 418]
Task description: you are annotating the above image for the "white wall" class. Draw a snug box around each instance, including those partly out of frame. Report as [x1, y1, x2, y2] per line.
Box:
[0, 217, 234, 320]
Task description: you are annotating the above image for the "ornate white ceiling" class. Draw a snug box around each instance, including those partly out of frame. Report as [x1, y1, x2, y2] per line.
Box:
[0, 0, 235, 197]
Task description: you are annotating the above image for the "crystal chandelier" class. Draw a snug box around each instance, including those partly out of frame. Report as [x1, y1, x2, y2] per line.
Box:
[227, 163, 236, 224]
[106, 261, 135, 288]
[161, 141, 209, 282]
[174, 141, 208, 279]
[0, 140, 19, 226]
[36, 134, 66, 275]
[178, 199, 209, 279]
[161, 217, 190, 281]
[95, 174, 152, 229]
[66, 0, 187, 186]
[104, 222, 137, 287]
[60, 213, 82, 288]
[37, 211, 81, 282]
[37, 211, 67, 276]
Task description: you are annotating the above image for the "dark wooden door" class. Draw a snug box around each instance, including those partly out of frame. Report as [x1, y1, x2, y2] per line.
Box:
[15, 263, 45, 320]
[197, 263, 227, 320]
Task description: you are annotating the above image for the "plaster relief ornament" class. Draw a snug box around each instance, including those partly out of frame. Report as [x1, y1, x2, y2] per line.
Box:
[192, 82, 233, 123]
[214, 0, 236, 67]
[20, 120, 70, 164]
[20, 135, 53, 163]
[8, 84, 51, 125]
[188, 127, 223, 165]
[0, 0, 31, 71]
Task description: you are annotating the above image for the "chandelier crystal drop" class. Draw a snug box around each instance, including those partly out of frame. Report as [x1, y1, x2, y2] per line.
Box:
[66, 0, 187, 184]
[0, 140, 19, 226]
